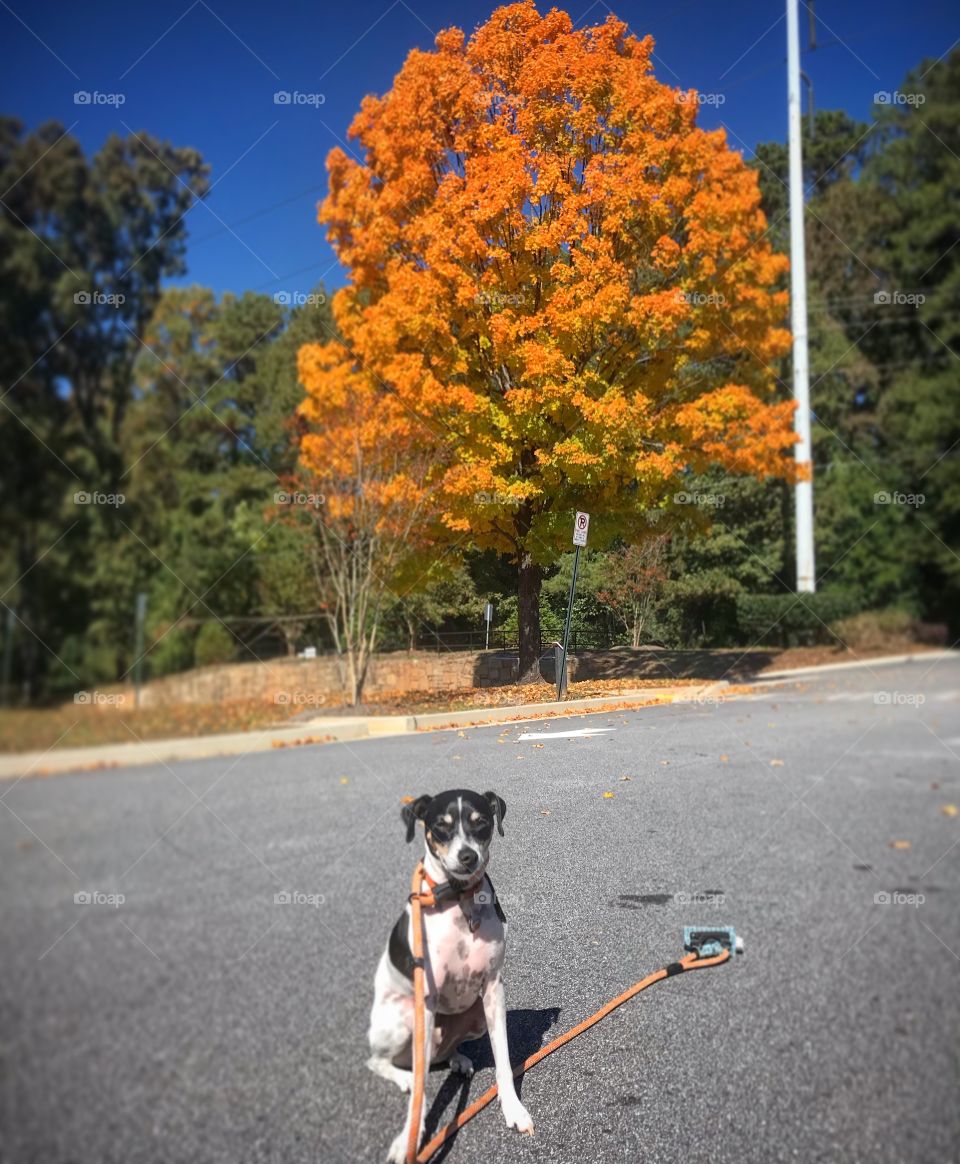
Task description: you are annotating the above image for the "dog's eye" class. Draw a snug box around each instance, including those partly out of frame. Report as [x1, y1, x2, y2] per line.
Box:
[430, 825, 450, 842]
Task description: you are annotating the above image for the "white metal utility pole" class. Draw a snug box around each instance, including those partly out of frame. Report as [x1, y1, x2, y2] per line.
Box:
[787, 0, 816, 592]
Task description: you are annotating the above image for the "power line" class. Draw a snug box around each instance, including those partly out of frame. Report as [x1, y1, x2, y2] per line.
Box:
[189, 183, 326, 247]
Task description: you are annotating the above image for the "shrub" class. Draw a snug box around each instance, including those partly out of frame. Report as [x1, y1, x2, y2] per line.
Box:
[830, 608, 913, 651]
[735, 592, 861, 648]
[193, 622, 236, 669]
[656, 570, 742, 648]
[148, 628, 196, 677]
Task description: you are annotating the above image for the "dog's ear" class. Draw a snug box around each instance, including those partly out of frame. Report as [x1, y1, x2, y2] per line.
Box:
[402, 795, 431, 843]
[483, 791, 506, 837]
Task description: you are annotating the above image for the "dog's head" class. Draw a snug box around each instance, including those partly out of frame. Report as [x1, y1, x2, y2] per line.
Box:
[402, 788, 506, 882]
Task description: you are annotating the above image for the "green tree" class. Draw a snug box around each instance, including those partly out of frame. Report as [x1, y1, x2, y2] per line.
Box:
[0, 120, 208, 695]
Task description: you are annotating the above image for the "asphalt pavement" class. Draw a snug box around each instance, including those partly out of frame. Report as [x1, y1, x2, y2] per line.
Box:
[2, 657, 959, 1164]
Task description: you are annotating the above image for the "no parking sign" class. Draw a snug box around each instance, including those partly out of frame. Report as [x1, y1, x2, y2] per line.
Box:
[573, 511, 590, 547]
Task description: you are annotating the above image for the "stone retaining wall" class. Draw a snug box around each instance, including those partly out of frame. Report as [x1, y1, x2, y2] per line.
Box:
[136, 650, 520, 708]
[127, 646, 707, 709]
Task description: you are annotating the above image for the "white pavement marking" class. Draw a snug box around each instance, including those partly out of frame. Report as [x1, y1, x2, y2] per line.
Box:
[516, 728, 615, 740]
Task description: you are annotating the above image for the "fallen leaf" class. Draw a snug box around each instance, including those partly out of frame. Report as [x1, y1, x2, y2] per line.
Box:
[890, 839, 911, 850]
[540, 809, 551, 816]
[940, 804, 958, 817]
[400, 795, 415, 805]
[533, 743, 544, 749]
[620, 775, 632, 782]
[340, 777, 349, 785]
[719, 754, 729, 762]
[603, 791, 615, 799]
[770, 759, 784, 767]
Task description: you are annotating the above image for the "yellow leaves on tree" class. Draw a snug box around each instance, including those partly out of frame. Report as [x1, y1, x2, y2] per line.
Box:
[299, 1, 796, 673]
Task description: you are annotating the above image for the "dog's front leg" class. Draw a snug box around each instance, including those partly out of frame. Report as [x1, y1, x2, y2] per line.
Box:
[482, 976, 533, 1134]
[386, 1004, 434, 1164]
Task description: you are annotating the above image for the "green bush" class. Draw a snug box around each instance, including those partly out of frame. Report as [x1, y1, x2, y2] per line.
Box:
[656, 570, 743, 648]
[193, 622, 236, 669]
[148, 628, 195, 677]
[736, 592, 861, 648]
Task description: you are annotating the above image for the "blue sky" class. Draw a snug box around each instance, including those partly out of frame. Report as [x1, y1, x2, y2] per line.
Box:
[3, 0, 956, 300]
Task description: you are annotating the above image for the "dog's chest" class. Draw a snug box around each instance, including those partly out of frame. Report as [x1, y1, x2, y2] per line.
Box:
[424, 897, 504, 1013]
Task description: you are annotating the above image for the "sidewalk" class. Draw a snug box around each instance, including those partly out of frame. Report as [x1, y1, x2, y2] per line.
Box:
[0, 683, 722, 779]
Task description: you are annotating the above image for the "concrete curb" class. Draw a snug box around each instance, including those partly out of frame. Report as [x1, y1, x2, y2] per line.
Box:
[752, 649, 957, 681]
[403, 683, 721, 730]
[0, 683, 718, 779]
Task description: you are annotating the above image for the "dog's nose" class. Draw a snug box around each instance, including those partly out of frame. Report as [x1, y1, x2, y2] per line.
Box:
[459, 849, 479, 870]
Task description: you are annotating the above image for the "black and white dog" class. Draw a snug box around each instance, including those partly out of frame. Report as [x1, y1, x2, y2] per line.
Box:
[367, 788, 533, 1162]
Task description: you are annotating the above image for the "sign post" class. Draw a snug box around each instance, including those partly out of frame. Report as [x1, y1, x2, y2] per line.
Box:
[558, 512, 589, 699]
[133, 592, 147, 708]
[484, 602, 494, 650]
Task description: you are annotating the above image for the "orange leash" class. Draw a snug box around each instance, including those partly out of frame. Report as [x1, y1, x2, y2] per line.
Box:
[404, 861, 730, 1164]
[406, 862, 433, 1164]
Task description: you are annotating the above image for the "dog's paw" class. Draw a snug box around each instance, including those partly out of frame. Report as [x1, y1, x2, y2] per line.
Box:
[386, 1131, 409, 1163]
[448, 1051, 474, 1077]
[501, 1098, 534, 1135]
[367, 1057, 413, 1094]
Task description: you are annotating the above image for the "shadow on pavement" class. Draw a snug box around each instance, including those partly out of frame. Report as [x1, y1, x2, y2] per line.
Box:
[475, 647, 776, 688]
[423, 1006, 562, 1160]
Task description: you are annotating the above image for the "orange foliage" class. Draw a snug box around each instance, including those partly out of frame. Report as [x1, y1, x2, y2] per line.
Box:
[300, 1, 795, 561]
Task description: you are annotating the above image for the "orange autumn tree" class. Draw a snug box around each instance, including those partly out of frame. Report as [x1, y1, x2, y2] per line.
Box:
[301, 1, 796, 677]
[297, 345, 441, 703]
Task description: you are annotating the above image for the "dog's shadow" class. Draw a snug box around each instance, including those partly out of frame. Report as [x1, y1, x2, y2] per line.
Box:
[423, 1006, 562, 1160]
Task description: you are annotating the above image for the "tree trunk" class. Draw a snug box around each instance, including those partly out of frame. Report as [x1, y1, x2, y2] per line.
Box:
[517, 550, 542, 682]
